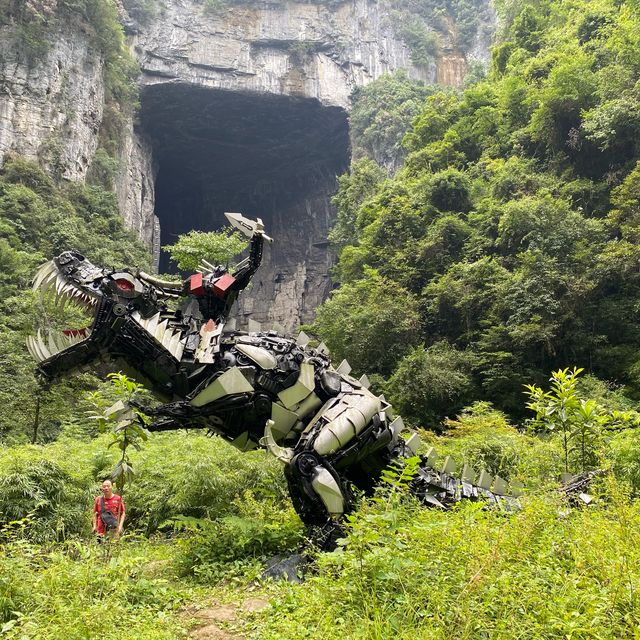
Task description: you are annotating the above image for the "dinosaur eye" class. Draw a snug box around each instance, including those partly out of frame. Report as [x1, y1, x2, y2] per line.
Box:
[110, 272, 142, 297]
[115, 278, 135, 291]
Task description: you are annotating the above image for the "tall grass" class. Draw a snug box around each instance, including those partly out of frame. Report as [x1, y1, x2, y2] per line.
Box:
[252, 482, 640, 639]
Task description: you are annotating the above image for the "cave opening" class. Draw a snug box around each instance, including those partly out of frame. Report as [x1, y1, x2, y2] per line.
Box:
[139, 84, 350, 329]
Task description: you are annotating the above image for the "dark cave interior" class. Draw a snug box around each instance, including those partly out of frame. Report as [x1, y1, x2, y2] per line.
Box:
[139, 84, 351, 277]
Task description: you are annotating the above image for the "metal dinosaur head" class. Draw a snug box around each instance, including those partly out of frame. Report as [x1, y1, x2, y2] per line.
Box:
[28, 250, 184, 382]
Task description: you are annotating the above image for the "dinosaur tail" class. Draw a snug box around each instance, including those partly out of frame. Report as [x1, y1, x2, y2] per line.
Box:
[394, 435, 522, 510]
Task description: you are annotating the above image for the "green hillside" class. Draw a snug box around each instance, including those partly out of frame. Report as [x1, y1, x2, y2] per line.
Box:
[314, 0, 640, 422]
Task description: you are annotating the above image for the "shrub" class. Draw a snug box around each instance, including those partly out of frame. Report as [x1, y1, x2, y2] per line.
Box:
[385, 342, 476, 428]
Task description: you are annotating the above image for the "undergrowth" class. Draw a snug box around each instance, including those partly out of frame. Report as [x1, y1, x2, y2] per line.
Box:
[251, 482, 640, 639]
[3, 402, 640, 638]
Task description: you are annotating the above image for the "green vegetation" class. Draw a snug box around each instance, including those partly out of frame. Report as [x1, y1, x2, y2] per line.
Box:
[4, 396, 640, 638]
[385, 0, 495, 60]
[162, 229, 248, 272]
[313, 0, 640, 424]
[0, 157, 150, 445]
[349, 73, 436, 169]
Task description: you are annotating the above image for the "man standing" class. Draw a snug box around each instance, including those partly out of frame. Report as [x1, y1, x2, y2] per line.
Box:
[93, 479, 125, 540]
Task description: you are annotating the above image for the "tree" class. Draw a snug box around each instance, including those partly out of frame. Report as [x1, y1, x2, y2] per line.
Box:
[162, 228, 248, 272]
[310, 268, 422, 376]
[385, 342, 475, 428]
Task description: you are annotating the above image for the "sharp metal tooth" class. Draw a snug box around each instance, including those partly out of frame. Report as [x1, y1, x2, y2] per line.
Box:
[167, 332, 179, 358]
[63, 284, 75, 301]
[32, 261, 48, 285]
[492, 476, 508, 496]
[161, 328, 174, 349]
[462, 464, 477, 484]
[54, 331, 69, 352]
[405, 432, 421, 456]
[40, 272, 57, 295]
[359, 374, 371, 389]
[336, 359, 352, 375]
[48, 331, 61, 355]
[477, 470, 493, 490]
[36, 330, 52, 360]
[441, 455, 456, 474]
[316, 342, 329, 355]
[26, 336, 40, 362]
[56, 276, 67, 296]
[296, 331, 310, 347]
[389, 416, 404, 438]
[146, 312, 160, 336]
[174, 337, 185, 361]
[425, 447, 438, 468]
[155, 319, 168, 342]
[32, 261, 54, 291]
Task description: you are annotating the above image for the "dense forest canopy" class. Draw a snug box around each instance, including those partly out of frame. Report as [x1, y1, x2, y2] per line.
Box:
[313, 0, 640, 423]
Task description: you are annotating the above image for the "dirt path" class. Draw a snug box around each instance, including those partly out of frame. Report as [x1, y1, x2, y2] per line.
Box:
[183, 596, 269, 639]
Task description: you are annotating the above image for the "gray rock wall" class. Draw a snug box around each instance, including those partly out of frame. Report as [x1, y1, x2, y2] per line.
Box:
[0, 24, 104, 180]
[130, 0, 436, 109]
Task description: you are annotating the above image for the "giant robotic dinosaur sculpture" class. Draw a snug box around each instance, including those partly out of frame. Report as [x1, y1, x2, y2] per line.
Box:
[27, 214, 518, 548]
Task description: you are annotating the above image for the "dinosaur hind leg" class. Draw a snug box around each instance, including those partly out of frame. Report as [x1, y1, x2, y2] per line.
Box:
[284, 452, 350, 550]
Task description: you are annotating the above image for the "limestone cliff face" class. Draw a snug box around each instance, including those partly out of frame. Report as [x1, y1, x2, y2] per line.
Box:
[131, 0, 434, 110]
[0, 24, 104, 180]
[0, 0, 495, 331]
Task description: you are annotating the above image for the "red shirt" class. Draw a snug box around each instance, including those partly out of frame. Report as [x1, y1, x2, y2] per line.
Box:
[93, 494, 125, 534]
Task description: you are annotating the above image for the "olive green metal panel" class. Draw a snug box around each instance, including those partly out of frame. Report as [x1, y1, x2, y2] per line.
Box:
[296, 331, 311, 347]
[405, 432, 421, 456]
[462, 464, 476, 483]
[492, 475, 508, 496]
[260, 419, 294, 463]
[270, 402, 299, 441]
[359, 373, 371, 389]
[390, 415, 404, 438]
[478, 469, 493, 490]
[278, 361, 315, 409]
[336, 359, 352, 375]
[313, 392, 381, 455]
[292, 392, 322, 420]
[510, 481, 524, 497]
[235, 343, 278, 370]
[190, 366, 254, 407]
[441, 455, 456, 474]
[311, 466, 344, 516]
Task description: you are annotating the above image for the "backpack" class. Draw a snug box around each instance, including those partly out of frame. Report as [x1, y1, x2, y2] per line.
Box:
[100, 497, 119, 530]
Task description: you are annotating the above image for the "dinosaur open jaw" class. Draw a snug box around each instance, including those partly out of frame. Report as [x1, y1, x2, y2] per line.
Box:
[27, 260, 100, 364]
[26, 327, 94, 363]
[32, 260, 99, 308]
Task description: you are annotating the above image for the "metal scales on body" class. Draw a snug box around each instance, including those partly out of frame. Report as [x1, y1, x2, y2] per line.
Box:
[27, 213, 519, 549]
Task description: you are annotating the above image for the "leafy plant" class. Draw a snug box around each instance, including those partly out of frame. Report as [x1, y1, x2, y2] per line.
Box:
[162, 228, 248, 272]
[525, 368, 610, 473]
[88, 373, 151, 494]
